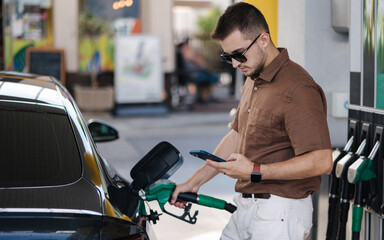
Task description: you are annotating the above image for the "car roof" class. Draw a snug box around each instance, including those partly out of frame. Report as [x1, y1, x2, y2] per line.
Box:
[0, 71, 67, 111]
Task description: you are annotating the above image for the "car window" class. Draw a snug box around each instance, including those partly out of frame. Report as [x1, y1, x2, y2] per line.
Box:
[0, 110, 82, 187]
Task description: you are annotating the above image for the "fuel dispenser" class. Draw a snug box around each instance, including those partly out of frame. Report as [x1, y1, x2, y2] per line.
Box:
[334, 120, 371, 240]
[347, 129, 380, 239]
[325, 112, 384, 240]
[363, 116, 384, 239]
[369, 119, 384, 215]
[326, 118, 359, 240]
[321, 0, 384, 238]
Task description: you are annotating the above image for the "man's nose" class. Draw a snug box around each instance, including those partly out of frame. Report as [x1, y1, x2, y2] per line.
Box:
[232, 59, 241, 68]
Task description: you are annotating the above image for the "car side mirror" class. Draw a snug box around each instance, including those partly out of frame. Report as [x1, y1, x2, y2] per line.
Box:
[88, 120, 119, 142]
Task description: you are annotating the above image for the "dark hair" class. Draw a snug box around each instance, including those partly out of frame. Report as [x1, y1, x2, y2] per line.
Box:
[211, 2, 269, 41]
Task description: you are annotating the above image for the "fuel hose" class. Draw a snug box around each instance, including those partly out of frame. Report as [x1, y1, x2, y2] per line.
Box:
[326, 137, 354, 240]
[351, 182, 363, 240]
[336, 139, 367, 240]
[349, 141, 380, 240]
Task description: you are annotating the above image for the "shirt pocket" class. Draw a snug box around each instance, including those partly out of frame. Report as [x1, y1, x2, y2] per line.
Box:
[247, 108, 284, 144]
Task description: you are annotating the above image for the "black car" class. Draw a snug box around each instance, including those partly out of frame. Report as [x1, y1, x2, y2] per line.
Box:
[0, 71, 156, 239]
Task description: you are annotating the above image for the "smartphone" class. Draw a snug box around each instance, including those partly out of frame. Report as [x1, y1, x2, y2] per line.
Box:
[189, 150, 227, 162]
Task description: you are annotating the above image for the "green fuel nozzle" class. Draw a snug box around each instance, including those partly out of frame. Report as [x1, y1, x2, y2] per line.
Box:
[140, 180, 237, 224]
[347, 141, 379, 184]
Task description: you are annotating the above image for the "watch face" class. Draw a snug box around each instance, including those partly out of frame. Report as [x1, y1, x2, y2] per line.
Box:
[251, 173, 262, 183]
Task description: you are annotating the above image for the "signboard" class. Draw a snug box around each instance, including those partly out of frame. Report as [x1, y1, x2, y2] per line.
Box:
[26, 47, 66, 85]
[114, 35, 163, 104]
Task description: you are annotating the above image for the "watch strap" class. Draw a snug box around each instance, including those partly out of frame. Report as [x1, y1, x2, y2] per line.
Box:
[253, 162, 261, 174]
[250, 163, 262, 183]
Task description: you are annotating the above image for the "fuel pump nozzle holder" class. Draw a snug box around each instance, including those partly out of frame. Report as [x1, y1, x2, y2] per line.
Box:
[335, 139, 367, 179]
[348, 141, 379, 184]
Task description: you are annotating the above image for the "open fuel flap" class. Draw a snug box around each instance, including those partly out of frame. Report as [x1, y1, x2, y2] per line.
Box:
[130, 141, 183, 191]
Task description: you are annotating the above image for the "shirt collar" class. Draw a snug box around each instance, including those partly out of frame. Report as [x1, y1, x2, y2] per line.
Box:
[256, 48, 289, 82]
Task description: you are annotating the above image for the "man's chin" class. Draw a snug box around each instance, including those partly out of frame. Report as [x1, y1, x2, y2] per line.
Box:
[239, 66, 259, 79]
[240, 68, 252, 77]
[249, 71, 260, 79]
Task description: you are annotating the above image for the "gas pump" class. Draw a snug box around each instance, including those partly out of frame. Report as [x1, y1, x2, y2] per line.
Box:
[319, 0, 384, 238]
[334, 122, 371, 240]
[326, 119, 359, 240]
[369, 125, 384, 215]
[364, 121, 384, 239]
[347, 138, 379, 240]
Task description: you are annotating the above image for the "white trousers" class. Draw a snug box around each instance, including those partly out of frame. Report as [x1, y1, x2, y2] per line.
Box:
[220, 193, 313, 240]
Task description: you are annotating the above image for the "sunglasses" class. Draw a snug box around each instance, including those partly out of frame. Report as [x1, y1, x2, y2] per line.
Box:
[220, 33, 266, 64]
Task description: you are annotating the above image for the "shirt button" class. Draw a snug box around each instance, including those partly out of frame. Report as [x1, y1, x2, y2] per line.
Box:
[254, 87, 258, 91]
[248, 109, 251, 113]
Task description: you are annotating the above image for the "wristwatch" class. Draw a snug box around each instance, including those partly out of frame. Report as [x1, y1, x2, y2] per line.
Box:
[250, 162, 262, 183]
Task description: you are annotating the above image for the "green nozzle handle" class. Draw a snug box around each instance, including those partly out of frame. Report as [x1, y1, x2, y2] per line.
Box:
[176, 192, 237, 213]
[198, 194, 226, 209]
[177, 193, 225, 209]
[177, 192, 198, 203]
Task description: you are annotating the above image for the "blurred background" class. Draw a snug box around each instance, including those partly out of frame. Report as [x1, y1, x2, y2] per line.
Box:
[0, 0, 351, 150]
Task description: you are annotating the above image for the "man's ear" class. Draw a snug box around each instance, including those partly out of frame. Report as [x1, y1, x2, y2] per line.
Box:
[260, 32, 271, 48]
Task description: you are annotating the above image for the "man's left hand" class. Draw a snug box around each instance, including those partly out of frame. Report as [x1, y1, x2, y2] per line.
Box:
[205, 153, 254, 180]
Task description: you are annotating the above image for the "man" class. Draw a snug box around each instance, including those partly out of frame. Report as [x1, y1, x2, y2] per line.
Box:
[177, 37, 219, 103]
[171, 2, 333, 239]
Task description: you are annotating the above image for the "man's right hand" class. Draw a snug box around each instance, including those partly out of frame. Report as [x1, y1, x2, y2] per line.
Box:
[170, 182, 199, 208]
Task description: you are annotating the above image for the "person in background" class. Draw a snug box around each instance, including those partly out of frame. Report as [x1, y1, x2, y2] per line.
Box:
[171, 2, 333, 239]
[177, 37, 219, 103]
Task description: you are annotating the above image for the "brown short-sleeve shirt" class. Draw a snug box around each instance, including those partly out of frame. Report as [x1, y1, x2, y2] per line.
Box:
[231, 48, 332, 199]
